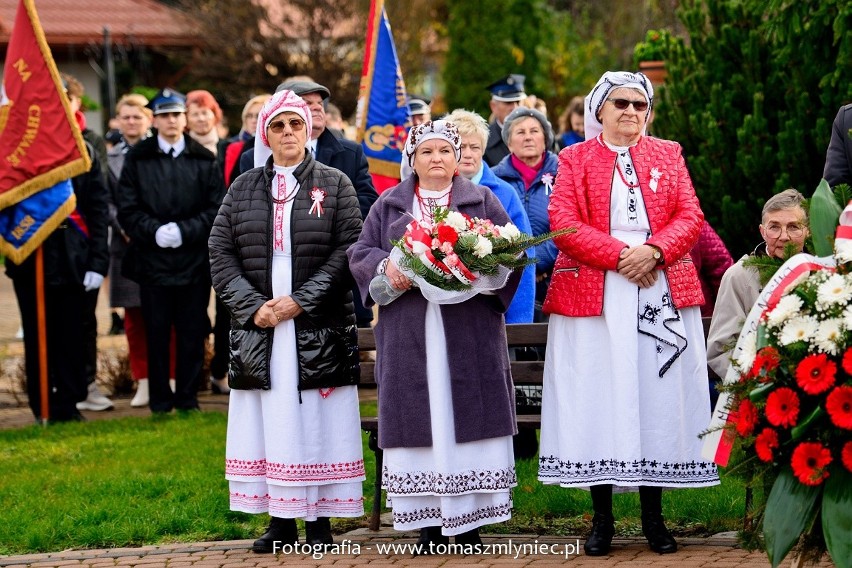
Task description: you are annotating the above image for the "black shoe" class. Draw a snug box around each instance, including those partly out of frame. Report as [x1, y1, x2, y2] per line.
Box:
[253, 517, 298, 553]
[454, 528, 482, 547]
[109, 312, 125, 335]
[305, 517, 333, 546]
[642, 513, 677, 554]
[583, 513, 614, 556]
[416, 526, 449, 555]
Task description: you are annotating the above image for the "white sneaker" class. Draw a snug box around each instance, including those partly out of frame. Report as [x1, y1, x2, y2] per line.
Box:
[76, 382, 115, 411]
[130, 379, 149, 407]
[169, 379, 176, 393]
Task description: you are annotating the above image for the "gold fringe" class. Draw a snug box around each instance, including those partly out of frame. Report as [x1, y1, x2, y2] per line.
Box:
[0, 157, 88, 210]
[366, 156, 402, 179]
[0, 191, 76, 265]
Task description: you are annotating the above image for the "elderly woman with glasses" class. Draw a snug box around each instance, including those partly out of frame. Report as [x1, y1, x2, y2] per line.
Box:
[348, 120, 522, 550]
[538, 71, 719, 556]
[208, 90, 365, 552]
[707, 189, 808, 380]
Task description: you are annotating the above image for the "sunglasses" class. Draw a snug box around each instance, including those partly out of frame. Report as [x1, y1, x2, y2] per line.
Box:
[268, 118, 306, 133]
[606, 98, 649, 112]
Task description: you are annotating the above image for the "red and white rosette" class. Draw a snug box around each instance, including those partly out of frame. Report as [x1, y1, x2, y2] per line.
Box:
[308, 187, 326, 217]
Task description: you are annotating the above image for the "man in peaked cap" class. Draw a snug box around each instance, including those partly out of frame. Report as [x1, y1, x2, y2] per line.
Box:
[116, 87, 224, 414]
[484, 74, 527, 167]
[407, 96, 431, 127]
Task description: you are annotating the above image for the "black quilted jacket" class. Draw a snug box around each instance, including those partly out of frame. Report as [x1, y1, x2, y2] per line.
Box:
[208, 155, 363, 391]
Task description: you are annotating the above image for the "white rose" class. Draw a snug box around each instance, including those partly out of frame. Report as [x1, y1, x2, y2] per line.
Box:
[444, 211, 468, 231]
[497, 223, 522, 241]
[473, 235, 493, 258]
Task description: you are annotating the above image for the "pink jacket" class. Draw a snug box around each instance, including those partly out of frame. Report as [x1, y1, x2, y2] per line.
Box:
[543, 135, 705, 317]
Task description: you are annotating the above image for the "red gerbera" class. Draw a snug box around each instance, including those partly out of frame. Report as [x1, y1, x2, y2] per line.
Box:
[751, 346, 781, 380]
[735, 399, 759, 436]
[791, 442, 833, 486]
[754, 428, 779, 462]
[826, 385, 852, 429]
[842, 347, 852, 375]
[436, 224, 459, 246]
[795, 353, 836, 395]
[842, 441, 852, 474]
[765, 387, 800, 428]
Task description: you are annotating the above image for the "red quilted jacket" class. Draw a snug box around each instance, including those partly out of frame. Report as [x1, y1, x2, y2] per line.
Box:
[543, 135, 705, 317]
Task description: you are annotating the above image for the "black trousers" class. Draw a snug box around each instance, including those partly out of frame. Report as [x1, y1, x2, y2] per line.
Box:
[210, 294, 230, 381]
[12, 270, 88, 421]
[140, 282, 210, 412]
[82, 288, 100, 384]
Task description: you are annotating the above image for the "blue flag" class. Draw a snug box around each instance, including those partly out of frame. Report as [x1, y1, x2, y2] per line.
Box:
[0, 179, 75, 263]
[356, 0, 410, 182]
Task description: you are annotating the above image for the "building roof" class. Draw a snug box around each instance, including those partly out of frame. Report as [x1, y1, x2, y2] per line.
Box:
[0, 0, 199, 47]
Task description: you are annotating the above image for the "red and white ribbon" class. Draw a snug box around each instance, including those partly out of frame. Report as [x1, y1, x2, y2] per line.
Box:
[308, 187, 326, 217]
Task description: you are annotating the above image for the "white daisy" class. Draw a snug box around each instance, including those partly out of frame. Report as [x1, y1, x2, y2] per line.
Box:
[816, 273, 852, 310]
[813, 317, 844, 355]
[778, 315, 819, 346]
[843, 305, 852, 330]
[734, 330, 757, 375]
[766, 294, 804, 328]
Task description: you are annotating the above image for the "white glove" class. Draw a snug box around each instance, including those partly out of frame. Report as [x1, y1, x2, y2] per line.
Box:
[155, 223, 182, 248]
[83, 271, 104, 291]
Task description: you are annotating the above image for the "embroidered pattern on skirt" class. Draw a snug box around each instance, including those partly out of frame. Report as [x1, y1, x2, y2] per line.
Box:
[230, 492, 364, 516]
[392, 502, 513, 529]
[226, 458, 366, 482]
[381, 466, 517, 495]
[538, 454, 719, 485]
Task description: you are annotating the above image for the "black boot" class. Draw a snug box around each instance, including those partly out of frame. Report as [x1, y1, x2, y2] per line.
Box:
[584, 512, 615, 556]
[454, 528, 482, 547]
[639, 486, 676, 554]
[252, 517, 298, 553]
[416, 526, 449, 555]
[305, 517, 333, 546]
[641, 513, 677, 554]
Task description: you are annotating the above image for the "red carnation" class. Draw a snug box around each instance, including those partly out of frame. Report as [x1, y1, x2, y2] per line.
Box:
[842, 441, 852, 474]
[735, 399, 759, 436]
[795, 353, 836, 395]
[842, 347, 852, 375]
[751, 346, 781, 379]
[436, 224, 459, 246]
[826, 385, 852, 429]
[791, 442, 832, 486]
[765, 387, 800, 428]
[754, 428, 779, 462]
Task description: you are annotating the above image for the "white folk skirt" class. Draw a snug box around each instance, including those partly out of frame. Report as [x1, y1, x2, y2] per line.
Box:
[538, 231, 719, 490]
[382, 302, 516, 536]
[225, 251, 365, 519]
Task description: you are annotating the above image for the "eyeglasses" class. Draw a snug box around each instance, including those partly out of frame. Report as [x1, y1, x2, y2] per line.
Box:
[763, 223, 805, 238]
[268, 118, 305, 133]
[606, 98, 649, 112]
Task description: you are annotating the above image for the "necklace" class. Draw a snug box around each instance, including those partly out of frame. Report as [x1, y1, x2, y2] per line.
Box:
[615, 151, 640, 188]
[271, 174, 299, 204]
[415, 185, 452, 223]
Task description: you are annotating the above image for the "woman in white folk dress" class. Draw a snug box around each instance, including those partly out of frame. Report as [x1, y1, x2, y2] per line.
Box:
[538, 71, 719, 556]
[348, 120, 522, 550]
[209, 90, 364, 552]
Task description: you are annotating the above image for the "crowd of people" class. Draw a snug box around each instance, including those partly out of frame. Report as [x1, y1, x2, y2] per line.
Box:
[6, 65, 851, 557]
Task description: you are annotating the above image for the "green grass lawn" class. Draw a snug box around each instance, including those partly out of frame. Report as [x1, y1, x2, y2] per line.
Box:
[0, 408, 746, 554]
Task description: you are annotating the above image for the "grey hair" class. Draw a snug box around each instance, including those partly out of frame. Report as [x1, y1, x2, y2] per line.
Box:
[444, 109, 490, 149]
[762, 189, 808, 223]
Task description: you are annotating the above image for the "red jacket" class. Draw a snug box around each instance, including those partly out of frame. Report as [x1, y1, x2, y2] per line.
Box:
[543, 135, 705, 317]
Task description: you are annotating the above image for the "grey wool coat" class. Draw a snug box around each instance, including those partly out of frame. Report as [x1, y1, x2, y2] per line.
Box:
[347, 175, 521, 449]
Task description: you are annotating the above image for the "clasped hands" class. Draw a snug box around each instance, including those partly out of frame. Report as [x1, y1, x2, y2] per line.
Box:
[253, 296, 304, 328]
[385, 260, 412, 291]
[616, 244, 659, 288]
[155, 222, 182, 248]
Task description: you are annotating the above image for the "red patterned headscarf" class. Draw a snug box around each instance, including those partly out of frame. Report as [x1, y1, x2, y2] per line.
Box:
[254, 90, 312, 167]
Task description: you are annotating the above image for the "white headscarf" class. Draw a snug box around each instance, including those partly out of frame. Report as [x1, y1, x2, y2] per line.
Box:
[253, 89, 313, 168]
[584, 71, 654, 141]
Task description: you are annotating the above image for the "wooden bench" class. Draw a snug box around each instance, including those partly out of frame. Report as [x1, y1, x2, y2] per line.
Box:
[359, 318, 715, 531]
[358, 323, 548, 530]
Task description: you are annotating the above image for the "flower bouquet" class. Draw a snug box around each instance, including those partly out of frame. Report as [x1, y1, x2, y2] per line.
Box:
[370, 206, 571, 305]
[719, 184, 852, 568]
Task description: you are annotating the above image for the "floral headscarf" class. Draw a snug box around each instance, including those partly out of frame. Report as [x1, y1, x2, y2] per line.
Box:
[404, 120, 461, 166]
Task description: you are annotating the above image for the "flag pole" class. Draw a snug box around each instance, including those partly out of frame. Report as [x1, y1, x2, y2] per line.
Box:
[35, 245, 49, 424]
